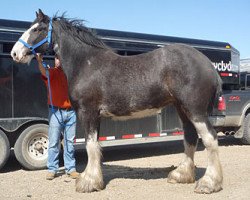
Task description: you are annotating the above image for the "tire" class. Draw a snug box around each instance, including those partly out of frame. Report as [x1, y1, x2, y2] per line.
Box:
[0, 130, 10, 170]
[14, 124, 49, 170]
[241, 113, 250, 145]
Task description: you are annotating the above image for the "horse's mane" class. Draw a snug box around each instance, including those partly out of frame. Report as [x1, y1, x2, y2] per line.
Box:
[52, 15, 107, 49]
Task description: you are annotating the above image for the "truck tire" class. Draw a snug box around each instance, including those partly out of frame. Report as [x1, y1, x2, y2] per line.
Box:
[241, 113, 250, 145]
[14, 124, 49, 170]
[0, 130, 10, 170]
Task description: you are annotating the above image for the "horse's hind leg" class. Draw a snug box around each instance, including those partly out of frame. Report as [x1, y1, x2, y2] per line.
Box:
[75, 108, 104, 193]
[192, 117, 223, 194]
[168, 109, 198, 184]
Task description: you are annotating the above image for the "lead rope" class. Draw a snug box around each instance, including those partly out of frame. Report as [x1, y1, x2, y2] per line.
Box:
[43, 60, 76, 153]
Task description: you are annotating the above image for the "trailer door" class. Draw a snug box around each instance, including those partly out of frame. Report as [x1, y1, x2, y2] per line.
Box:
[0, 54, 13, 118]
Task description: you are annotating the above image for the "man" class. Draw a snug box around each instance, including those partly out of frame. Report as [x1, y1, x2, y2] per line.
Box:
[36, 54, 79, 180]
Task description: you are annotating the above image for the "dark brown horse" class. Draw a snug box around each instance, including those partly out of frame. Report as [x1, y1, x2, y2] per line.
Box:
[11, 9, 223, 194]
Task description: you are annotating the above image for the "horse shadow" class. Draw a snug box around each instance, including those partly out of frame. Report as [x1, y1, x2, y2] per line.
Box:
[75, 139, 207, 185]
[74, 136, 240, 185]
[76, 162, 206, 186]
[103, 164, 175, 183]
[218, 135, 244, 146]
[0, 136, 242, 173]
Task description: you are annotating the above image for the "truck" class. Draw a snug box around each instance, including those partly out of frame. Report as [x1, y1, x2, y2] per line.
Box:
[0, 18, 245, 171]
[212, 70, 250, 145]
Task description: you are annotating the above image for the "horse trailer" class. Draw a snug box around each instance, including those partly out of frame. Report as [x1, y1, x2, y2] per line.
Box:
[0, 19, 240, 170]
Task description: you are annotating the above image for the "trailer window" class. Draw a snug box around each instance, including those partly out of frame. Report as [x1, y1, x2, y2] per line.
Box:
[246, 75, 250, 88]
[2, 43, 14, 53]
[117, 50, 145, 56]
[0, 43, 14, 54]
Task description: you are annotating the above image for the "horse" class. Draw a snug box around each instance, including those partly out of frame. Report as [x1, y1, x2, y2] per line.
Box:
[11, 9, 223, 194]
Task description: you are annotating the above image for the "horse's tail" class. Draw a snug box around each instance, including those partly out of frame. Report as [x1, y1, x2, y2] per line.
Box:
[208, 73, 223, 115]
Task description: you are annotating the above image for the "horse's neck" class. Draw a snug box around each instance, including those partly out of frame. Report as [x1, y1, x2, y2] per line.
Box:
[53, 24, 97, 79]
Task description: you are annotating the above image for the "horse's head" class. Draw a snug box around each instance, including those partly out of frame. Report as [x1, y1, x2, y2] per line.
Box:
[11, 9, 51, 63]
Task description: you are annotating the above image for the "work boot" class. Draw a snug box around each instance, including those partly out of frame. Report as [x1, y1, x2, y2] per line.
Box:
[67, 171, 79, 179]
[46, 172, 56, 180]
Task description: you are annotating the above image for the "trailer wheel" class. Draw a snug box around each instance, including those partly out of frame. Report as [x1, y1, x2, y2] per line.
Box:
[14, 124, 49, 170]
[241, 113, 250, 145]
[0, 130, 10, 170]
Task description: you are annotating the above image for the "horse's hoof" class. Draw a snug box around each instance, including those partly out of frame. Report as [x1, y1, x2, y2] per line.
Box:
[75, 173, 104, 193]
[167, 166, 195, 184]
[194, 176, 222, 194]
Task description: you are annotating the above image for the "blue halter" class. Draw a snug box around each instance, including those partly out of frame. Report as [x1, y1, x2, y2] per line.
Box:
[18, 18, 53, 55]
[19, 18, 75, 133]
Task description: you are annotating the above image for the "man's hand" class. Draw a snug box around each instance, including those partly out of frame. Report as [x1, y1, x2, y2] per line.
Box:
[36, 53, 46, 76]
[36, 53, 43, 63]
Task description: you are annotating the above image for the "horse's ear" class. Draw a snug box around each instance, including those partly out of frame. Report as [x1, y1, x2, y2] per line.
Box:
[37, 9, 45, 20]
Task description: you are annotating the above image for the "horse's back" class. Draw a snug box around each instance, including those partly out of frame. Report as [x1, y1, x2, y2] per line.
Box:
[164, 43, 221, 88]
[160, 44, 221, 115]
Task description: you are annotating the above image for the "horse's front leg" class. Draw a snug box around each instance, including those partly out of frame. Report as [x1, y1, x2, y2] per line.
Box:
[76, 108, 104, 193]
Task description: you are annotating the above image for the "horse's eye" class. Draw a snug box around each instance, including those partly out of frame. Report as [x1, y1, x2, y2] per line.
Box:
[33, 28, 38, 32]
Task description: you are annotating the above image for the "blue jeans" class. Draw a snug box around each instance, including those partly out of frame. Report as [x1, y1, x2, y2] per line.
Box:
[47, 107, 76, 174]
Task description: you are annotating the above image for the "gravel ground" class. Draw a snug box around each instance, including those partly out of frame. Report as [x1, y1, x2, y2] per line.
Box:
[0, 137, 250, 200]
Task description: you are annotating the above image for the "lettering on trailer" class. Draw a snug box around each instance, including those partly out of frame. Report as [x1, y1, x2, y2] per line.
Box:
[212, 61, 239, 72]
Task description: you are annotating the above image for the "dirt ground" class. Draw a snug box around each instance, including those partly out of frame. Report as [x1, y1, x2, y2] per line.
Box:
[0, 136, 250, 200]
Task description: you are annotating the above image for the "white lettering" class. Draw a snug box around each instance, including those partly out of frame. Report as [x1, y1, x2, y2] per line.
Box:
[212, 61, 232, 72]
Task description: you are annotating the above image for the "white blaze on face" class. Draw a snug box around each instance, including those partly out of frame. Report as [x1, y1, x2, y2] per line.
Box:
[11, 23, 39, 63]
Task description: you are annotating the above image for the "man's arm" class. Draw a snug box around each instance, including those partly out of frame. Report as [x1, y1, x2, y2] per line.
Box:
[36, 54, 46, 76]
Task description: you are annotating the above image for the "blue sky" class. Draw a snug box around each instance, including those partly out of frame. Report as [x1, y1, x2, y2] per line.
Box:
[0, 0, 249, 58]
